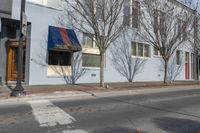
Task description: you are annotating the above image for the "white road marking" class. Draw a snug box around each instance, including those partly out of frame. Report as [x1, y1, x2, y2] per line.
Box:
[47, 129, 88, 133]
[28, 100, 76, 127]
[62, 130, 88, 133]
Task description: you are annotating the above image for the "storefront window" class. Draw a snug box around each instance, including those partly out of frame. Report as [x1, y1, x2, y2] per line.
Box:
[48, 51, 71, 66]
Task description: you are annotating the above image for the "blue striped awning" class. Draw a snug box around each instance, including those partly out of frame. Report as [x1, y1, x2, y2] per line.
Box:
[48, 26, 81, 52]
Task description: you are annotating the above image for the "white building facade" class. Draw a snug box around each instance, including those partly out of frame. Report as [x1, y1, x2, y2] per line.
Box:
[0, 0, 199, 85]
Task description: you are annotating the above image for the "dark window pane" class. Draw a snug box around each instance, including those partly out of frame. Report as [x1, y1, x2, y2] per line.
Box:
[191, 53, 194, 63]
[185, 52, 189, 62]
[144, 45, 150, 57]
[96, 0, 104, 19]
[132, 1, 140, 28]
[7, 26, 17, 38]
[160, 11, 166, 35]
[123, 0, 130, 26]
[154, 9, 159, 33]
[82, 54, 100, 67]
[132, 42, 137, 56]
[83, 33, 93, 48]
[154, 48, 159, 55]
[178, 19, 187, 40]
[138, 43, 143, 57]
[48, 51, 71, 66]
[176, 51, 180, 65]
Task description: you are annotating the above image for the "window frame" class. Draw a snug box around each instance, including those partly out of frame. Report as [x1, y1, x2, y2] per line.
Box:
[178, 19, 187, 41]
[82, 33, 98, 49]
[176, 50, 181, 66]
[153, 9, 166, 34]
[123, 0, 131, 26]
[132, 0, 140, 28]
[131, 42, 150, 58]
[47, 50, 72, 77]
[191, 53, 194, 64]
[123, 0, 140, 28]
[153, 47, 161, 57]
[185, 52, 189, 63]
[82, 53, 106, 69]
[48, 50, 72, 66]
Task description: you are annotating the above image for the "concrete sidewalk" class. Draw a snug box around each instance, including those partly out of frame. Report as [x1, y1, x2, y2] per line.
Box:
[23, 80, 200, 95]
[0, 83, 199, 106]
[0, 81, 198, 103]
[0, 86, 10, 99]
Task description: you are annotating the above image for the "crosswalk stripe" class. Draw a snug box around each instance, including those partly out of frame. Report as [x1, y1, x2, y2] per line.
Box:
[28, 100, 76, 127]
[61, 130, 88, 133]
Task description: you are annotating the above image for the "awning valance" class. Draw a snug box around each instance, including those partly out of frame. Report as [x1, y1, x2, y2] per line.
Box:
[48, 26, 81, 52]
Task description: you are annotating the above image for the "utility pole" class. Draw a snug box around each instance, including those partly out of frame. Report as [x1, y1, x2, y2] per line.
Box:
[11, 0, 26, 96]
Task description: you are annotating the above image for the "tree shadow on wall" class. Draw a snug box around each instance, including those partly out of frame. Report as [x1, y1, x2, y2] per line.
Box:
[153, 117, 200, 133]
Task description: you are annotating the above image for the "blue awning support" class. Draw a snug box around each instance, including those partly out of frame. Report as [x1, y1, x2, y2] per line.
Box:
[48, 26, 81, 52]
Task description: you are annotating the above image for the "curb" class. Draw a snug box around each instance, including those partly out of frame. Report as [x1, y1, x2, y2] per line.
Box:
[0, 84, 199, 105]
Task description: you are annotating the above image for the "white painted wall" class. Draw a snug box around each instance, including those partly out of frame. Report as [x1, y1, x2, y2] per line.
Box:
[9, 0, 196, 85]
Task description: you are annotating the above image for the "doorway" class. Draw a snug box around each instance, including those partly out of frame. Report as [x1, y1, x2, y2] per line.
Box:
[185, 52, 190, 80]
[6, 40, 25, 81]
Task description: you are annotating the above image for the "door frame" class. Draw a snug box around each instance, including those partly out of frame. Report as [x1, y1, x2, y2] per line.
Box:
[6, 39, 26, 82]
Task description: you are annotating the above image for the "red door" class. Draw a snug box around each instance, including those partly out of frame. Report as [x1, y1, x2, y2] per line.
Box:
[185, 52, 189, 80]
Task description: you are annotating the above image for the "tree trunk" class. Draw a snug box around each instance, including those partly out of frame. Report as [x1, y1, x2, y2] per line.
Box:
[163, 60, 168, 84]
[128, 79, 132, 83]
[100, 52, 105, 87]
[71, 53, 75, 85]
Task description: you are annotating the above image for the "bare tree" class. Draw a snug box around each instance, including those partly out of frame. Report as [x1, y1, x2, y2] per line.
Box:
[49, 52, 87, 85]
[137, 0, 196, 84]
[60, 0, 125, 87]
[159, 51, 184, 83]
[110, 32, 146, 82]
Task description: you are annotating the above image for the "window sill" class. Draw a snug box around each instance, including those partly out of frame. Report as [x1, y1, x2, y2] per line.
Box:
[82, 67, 100, 70]
[82, 48, 99, 55]
[131, 56, 150, 60]
[82, 66, 107, 70]
[153, 55, 162, 58]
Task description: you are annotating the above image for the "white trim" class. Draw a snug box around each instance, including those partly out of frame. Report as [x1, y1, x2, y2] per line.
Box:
[81, 67, 100, 70]
[82, 48, 99, 55]
[47, 65, 72, 76]
[131, 55, 150, 60]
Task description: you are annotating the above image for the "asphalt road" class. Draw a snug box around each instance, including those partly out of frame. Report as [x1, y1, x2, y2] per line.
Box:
[0, 87, 200, 133]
